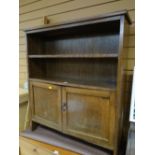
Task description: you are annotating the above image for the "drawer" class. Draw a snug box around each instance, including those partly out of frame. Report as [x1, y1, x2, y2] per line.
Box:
[19, 136, 80, 155]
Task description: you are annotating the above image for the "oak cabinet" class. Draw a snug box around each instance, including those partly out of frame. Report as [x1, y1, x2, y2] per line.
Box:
[26, 11, 131, 155]
[30, 81, 62, 131]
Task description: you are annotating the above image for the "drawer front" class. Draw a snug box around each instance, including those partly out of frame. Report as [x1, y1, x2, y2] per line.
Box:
[20, 137, 80, 155]
[20, 140, 52, 155]
[30, 81, 62, 131]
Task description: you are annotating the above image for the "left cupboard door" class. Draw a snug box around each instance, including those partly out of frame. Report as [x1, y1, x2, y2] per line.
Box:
[30, 81, 62, 131]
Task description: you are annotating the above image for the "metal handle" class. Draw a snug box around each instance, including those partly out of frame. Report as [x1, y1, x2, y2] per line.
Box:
[33, 148, 37, 152]
[62, 103, 67, 112]
[52, 150, 60, 155]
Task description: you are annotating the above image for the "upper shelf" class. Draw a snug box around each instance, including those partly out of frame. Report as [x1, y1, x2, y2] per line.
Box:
[28, 53, 118, 59]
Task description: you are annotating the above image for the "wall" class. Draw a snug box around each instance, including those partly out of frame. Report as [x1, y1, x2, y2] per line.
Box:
[19, 0, 135, 88]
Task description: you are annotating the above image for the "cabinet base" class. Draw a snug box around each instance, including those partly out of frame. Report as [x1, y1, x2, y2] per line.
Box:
[20, 125, 112, 155]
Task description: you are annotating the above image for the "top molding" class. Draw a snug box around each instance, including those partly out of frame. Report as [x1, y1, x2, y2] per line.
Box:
[25, 10, 132, 33]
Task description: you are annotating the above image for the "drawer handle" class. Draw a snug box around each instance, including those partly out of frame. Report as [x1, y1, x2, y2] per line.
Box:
[33, 148, 37, 152]
[48, 86, 53, 90]
[62, 103, 67, 112]
[52, 150, 60, 155]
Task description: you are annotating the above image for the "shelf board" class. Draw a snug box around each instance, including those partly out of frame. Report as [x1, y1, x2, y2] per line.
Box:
[29, 78, 116, 91]
[28, 54, 118, 59]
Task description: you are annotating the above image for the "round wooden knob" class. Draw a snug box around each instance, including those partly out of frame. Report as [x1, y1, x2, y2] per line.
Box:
[52, 150, 59, 155]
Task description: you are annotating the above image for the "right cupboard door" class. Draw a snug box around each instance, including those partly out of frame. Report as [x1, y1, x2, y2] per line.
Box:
[62, 87, 116, 150]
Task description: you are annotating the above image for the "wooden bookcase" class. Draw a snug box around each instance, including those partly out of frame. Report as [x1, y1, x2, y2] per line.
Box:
[25, 11, 131, 155]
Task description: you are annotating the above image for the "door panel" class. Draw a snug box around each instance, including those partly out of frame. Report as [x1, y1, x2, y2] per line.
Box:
[62, 87, 115, 149]
[30, 81, 62, 131]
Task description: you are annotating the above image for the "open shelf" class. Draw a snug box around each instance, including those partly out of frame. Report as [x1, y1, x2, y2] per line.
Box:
[29, 58, 117, 90]
[28, 53, 118, 58]
[27, 20, 120, 56]
[27, 19, 120, 91]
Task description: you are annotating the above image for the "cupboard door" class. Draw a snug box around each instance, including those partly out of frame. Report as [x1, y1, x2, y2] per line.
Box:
[62, 87, 116, 150]
[30, 81, 62, 131]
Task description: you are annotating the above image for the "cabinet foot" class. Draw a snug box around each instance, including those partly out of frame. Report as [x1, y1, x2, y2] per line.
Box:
[30, 121, 38, 131]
